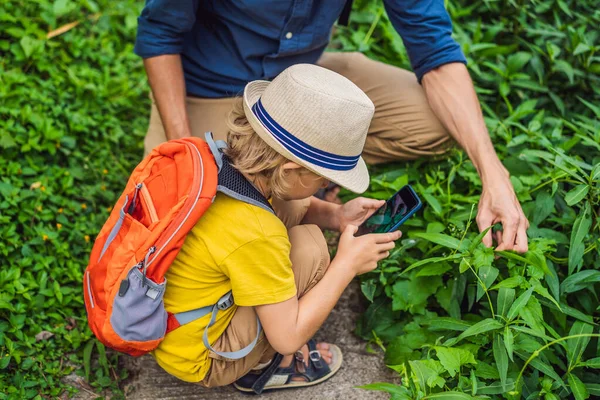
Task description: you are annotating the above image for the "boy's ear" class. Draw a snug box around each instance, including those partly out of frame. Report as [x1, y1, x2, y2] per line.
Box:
[282, 161, 303, 171]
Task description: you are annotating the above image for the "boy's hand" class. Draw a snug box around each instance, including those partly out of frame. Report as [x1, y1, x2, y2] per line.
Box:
[337, 198, 385, 232]
[333, 225, 401, 276]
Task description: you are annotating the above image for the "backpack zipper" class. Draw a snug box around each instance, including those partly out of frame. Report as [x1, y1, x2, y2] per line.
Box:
[143, 141, 205, 273]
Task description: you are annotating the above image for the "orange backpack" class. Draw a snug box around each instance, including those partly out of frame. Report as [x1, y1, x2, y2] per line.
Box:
[84, 135, 267, 357]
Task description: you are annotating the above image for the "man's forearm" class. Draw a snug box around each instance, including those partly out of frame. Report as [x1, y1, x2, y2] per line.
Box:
[144, 54, 191, 140]
[421, 63, 508, 185]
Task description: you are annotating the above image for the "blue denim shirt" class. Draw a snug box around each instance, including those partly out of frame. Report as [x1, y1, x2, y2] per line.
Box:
[135, 0, 466, 98]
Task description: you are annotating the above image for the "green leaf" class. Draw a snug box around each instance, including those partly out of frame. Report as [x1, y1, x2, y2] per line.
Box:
[567, 321, 593, 368]
[561, 270, 600, 294]
[538, 298, 595, 324]
[578, 357, 600, 369]
[477, 266, 498, 301]
[569, 206, 591, 275]
[423, 391, 475, 399]
[507, 51, 532, 73]
[565, 184, 590, 206]
[20, 36, 42, 58]
[416, 262, 452, 277]
[0, 355, 11, 369]
[470, 369, 478, 396]
[591, 164, 600, 182]
[477, 379, 515, 395]
[519, 296, 545, 334]
[361, 280, 376, 302]
[497, 288, 515, 317]
[409, 359, 446, 390]
[426, 318, 473, 332]
[588, 383, 600, 396]
[83, 339, 94, 381]
[532, 280, 561, 310]
[491, 275, 527, 290]
[402, 254, 463, 276]
[392, 275, 442, 314]
[468, 226, 492, 252]
[507, 287, 534, 320]
[472, 247, 495, 270]
[493, 335, 508, 388]
[554, 59, 575, 84]
[447, 318, 504, 345]
[358, 382, 411, 398]
[545, 260, 560, 301]
[459, 258, 470, 273]
[411, 232, 463, 250]
[568, 373, 590, 400]
[434, 346, 476, 377]
[533, 191, 554, 225]
[421, 192, 442, 215]
[512, 326, 555, 342]
[504, 326, 514, 361]
[527, 356, 565, 387]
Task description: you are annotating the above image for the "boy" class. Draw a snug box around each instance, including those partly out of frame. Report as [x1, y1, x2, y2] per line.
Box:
[153, 64, 401, 392]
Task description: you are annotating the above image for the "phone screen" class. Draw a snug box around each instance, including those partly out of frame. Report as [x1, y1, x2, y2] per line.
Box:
[356, 186, 420, 236]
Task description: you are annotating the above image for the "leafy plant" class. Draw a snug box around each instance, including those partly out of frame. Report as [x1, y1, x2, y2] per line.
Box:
[339, 0, 600, 398]
[1, 0, 599, 398]
[0, 0, 145, 397]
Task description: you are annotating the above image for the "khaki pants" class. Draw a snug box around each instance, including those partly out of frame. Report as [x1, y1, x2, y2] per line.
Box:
[144, 52, 452, 162]
[201, 198, 327, 388]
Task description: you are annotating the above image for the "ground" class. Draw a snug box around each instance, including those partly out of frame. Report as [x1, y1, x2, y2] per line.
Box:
[76, 281, 396, 399]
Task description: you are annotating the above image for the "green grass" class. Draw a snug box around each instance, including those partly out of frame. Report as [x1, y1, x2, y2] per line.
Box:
[1, 0, 599, 398]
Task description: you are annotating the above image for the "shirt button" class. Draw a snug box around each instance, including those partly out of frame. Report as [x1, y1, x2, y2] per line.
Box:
[285, 32, 293, 39]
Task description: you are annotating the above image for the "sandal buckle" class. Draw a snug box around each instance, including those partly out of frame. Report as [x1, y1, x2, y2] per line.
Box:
[309, 350, 321, 363]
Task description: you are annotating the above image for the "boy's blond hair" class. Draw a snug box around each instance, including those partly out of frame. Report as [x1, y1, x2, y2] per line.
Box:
[224, 100, 297, 199]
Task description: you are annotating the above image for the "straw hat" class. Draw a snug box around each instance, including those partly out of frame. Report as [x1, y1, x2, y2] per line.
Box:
[243, 63, 374, 193]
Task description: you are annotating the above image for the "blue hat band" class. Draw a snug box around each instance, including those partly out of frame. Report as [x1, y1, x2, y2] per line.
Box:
[252, 99, 360, 171]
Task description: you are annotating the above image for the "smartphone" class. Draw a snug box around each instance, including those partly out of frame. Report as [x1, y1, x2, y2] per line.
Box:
[356, 185, 422, 236]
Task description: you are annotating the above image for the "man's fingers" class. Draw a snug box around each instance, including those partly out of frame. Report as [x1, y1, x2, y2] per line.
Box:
[497, 218, 519, 252]
[514, 222, 528, 253]
[494, 230, 503, 247]
[377, 251, 390, 261]
[477, 214, 494, 248]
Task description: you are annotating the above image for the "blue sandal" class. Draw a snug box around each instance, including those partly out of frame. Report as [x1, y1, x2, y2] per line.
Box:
[233, 339, 343, 394]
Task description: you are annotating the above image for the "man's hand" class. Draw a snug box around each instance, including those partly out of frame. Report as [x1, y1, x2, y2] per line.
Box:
[337, 197, 385, 232]
[477, 173, 529, 253]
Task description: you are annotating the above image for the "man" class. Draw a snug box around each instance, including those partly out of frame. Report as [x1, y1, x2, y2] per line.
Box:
[134, 0, 529, 253]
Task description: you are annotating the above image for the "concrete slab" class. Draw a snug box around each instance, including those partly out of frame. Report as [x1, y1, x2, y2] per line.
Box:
[120, 281, 398, 399]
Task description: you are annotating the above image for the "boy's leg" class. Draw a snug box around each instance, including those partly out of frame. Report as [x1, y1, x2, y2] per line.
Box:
[201, 224, 330, 387]
[318, 52, 453, 164]
[144, 94, 237, 154]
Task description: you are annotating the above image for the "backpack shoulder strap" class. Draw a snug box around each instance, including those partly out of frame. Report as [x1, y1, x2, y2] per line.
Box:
[205, 132, 274, 215]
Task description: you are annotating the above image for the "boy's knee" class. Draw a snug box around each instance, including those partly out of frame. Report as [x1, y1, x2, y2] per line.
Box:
[288, 225, 330, 291]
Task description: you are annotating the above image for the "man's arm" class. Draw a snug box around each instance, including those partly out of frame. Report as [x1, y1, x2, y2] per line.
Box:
[144, 55, 191, 140]
[422, 63, 528, 253]
[385, 0, 528, 253]
[134, 0, 201, 140]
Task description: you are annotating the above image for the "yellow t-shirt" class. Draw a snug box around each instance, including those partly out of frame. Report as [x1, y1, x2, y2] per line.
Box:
[152, 193, 297, 382]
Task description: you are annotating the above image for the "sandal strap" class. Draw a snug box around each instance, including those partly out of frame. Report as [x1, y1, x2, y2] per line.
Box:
[251, 353, 284, 394]
[305, 339, 330, 375]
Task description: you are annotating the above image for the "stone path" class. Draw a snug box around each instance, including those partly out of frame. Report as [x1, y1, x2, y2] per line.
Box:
[119, 281, 397, 400]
